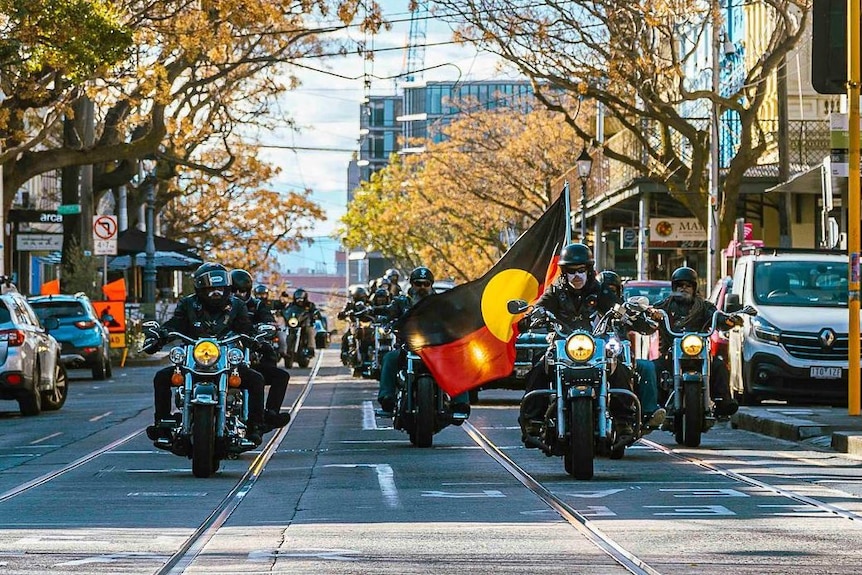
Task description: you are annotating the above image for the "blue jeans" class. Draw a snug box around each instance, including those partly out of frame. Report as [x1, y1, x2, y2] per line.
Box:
[635, 359, 660, 414]
[377, 349, 469, 406]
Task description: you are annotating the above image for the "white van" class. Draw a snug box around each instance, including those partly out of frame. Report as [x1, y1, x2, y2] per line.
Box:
[724, 249, 850, 405]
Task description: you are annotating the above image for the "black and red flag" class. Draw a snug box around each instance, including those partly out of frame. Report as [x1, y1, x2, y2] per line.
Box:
[400, 194, 569, 397]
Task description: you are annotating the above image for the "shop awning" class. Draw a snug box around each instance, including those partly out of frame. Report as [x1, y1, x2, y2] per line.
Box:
[107, 250, 202, 270]
[765, 161, 846, 196]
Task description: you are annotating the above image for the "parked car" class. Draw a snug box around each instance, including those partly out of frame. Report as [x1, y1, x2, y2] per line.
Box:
[724, 249, 848, 405]
[624, 280, 672, 360]
[0, 292, 67, 415]
[28, 293, 113, 380]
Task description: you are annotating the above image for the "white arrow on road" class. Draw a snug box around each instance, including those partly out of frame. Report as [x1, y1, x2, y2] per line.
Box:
[564, 489, 625, 498]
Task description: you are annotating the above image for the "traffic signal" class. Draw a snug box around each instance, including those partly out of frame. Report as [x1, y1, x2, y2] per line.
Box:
[812, 0, 848, 94]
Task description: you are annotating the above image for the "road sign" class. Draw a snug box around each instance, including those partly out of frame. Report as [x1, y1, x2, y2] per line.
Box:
[93, 215, 118, 256]
[57, 204, 82, 215]
[17, 233, 64, 251]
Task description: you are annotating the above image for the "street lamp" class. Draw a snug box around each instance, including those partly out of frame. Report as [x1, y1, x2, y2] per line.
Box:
[576, 148, 593, 241]
[142, 175, 157, 313]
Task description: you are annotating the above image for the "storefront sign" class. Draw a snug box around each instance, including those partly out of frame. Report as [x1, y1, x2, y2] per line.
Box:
[649, 218, 706, 243]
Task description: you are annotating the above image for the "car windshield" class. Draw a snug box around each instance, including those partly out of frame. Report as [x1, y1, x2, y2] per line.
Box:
[623, 285, 671, 305]
[753, 261, 847, 307]
[30, 301, 87, 319]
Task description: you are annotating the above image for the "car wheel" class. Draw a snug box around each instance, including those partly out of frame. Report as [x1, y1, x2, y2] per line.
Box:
[92, 354, 108, 380]
[737, 359, 762, 406]
[42, 364, 68, 411]
[19, 365, 42, 416]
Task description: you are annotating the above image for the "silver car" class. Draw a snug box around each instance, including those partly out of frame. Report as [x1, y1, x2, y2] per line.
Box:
[0, 292, 67, 415]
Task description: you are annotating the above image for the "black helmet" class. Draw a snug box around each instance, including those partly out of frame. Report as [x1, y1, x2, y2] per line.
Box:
[385, 268, 400, 281]
[598, 270, 622, 293]
[350, 286, 368, 301]
[409, 266, 434, 284]
[293, 288, 308, 303]
[671, 266, 698, 288]
[558, 243, 594, 269]
[230, 269, 253, 295]
[253, 284, 269, 300]
[372, 288, 390, 305]
[193, 262, 231, 308]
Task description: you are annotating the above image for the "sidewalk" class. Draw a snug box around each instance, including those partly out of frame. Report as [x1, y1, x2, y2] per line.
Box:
[732, 406, 862, 457]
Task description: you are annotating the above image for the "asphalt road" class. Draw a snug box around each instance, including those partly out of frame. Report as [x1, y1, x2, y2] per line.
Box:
[2, 351, 862, 574]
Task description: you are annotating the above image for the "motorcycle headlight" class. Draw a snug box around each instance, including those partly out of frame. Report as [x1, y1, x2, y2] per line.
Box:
[227, 347, 245, 366]
[169, 346, 186, 365]
[681, 334, 704, 357]
[606, 337, 622, 357]
[565, 333, 595, 362]
[288, 317, 299, 327]
[192, 340, 220, 367]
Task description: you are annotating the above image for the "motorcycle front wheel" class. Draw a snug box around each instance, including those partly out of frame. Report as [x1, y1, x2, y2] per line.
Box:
[675, 381, 703, 448]
[192, 404, 218, 478]
[565, 398, 594, 480]
[413, 376, 436, 448]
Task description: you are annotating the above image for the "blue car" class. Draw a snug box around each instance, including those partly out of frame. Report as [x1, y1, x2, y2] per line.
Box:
[28, 293, 113, 380]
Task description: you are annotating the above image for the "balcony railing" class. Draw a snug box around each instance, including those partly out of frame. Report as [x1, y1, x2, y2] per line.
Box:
[586, 118, 831, 201]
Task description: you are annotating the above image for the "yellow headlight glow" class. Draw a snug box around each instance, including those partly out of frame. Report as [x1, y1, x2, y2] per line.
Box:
[565, 334, 595, 362]
[193, 340, 220, 367]
[681, 334, 704, 356]
[288, 317, 299, 327]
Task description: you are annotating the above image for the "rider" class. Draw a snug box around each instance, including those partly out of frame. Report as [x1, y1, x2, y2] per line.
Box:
[384, 268, 402, 296]
[253, 284, 271, 311]
[649, 266, 741, 417]
[517, 243, 640, 438]
[338, 285, 369, 365]
[375, 266, 471, 418]
[281, 288, 322, 356]
[231, 269, 292, 432]
[597, 270, 665, 430]
[144, 262, 268, 445]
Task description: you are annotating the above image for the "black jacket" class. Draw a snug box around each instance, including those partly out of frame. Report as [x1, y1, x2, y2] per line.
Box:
[651, 294, 735, 357]
[161, 294, 253, 339]
[531, 274, 605, 332]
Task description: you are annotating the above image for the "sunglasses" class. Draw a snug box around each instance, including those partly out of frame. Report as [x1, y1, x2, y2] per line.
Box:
[676, 281, 696, 289]
[562, 266, 588, 274]
[412, 281, 432, 288]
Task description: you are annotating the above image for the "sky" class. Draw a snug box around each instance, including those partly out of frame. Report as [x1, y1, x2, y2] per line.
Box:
[260, 4, 516, 273]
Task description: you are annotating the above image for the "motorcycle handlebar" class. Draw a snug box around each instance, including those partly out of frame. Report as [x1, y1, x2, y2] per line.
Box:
[649, 308, 722, 338]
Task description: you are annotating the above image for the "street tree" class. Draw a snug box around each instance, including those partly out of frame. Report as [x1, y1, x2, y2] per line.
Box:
[433, 0, 807, 248]
[341, 103, 583, 280]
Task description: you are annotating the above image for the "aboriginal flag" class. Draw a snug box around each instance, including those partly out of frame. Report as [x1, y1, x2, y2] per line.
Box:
[400, 194, 568, 397]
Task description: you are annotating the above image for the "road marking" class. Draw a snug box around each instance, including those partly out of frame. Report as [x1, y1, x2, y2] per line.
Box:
[30, 432, 62, 444]
[0, 454, 37, 458]
[564, 489, 625, 498]
[248, 549, 361, 562]
[361, 400, 378, 429]
[127, 492, 209, 497]
[644, 505, 736, 516]
[325, 464, 399, 507]
[759, 504, 837, 517]
[54, 552, 167, 566]
[577, 506, 617, 517]
[89, 411, 112, 422]
[659, 488, 749, 498]
[421, 490, 506, 498]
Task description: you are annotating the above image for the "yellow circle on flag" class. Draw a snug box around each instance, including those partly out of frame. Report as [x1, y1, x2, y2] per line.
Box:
[481, 269, 540, 342]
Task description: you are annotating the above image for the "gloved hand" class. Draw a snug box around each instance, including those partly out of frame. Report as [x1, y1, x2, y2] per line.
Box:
[142, 337, 163, 355]
[730, 314, 745, 327]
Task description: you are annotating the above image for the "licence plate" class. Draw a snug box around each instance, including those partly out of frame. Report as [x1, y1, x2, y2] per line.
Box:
[810, 366, 842, 379]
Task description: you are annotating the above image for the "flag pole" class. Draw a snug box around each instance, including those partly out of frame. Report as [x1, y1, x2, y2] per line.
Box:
[563, 181, 572, 244]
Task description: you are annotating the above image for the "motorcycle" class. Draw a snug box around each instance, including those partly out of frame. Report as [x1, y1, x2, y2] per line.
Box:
[280, 307, 314, 368]
[652, 306, 755, 447]
[364, 319, 396, 380]
[390, 347, 467, 448]
[509, 297, 654, 479]
[343, 307, 374, 377]
[142, 321, 277, 478]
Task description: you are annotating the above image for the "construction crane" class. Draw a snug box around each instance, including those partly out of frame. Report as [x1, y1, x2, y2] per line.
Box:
[397, 0, 429, 89]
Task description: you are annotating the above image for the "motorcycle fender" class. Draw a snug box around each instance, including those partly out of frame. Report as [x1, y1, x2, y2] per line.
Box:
[568, 384, 595, 400]
[191, 382, 218, 406]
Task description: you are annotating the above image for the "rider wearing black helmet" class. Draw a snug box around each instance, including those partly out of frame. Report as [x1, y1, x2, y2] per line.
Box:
[649, 265, 740, 417]
[252, 284, 271, 310]
[375, 266, 470, 419]
[145, 263, 269, 445]
[518, 244, 640, 439]
[338, 286, 371, 366]
[384, 268, 402, 296]
[231, 270, 291, 432]
[281, 288, 322, 356]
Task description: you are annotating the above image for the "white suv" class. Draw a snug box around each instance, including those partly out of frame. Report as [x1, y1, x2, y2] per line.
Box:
[724, 249, 848, 405]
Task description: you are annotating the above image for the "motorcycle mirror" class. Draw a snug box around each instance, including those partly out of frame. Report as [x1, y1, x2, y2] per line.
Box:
[507, 299, 528, 314]
[723, 293, 742, 313]
[256, 324, 277, 337]
[142, 320, 160, 329]
[626, 296, 650, 309]
[741, 305, 758, 316]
